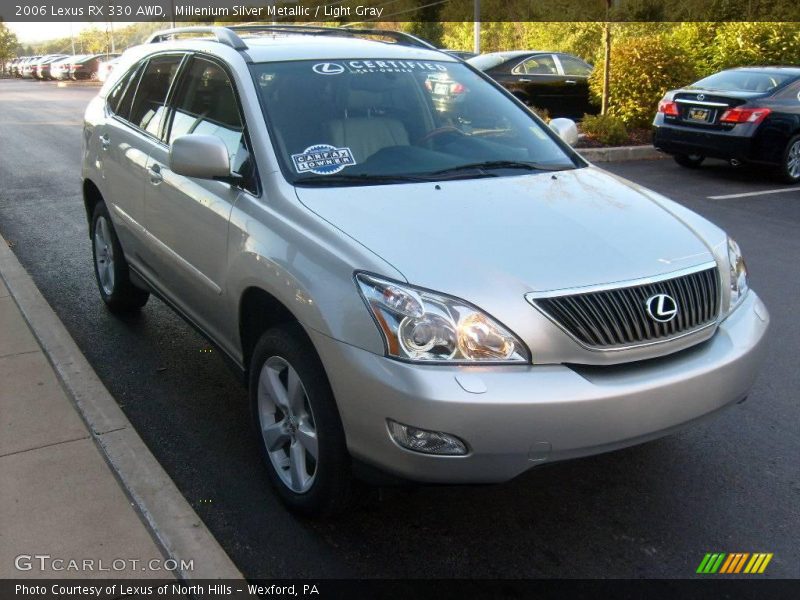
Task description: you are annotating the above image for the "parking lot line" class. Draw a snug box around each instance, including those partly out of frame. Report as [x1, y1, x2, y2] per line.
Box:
[708, 187, 800, 200]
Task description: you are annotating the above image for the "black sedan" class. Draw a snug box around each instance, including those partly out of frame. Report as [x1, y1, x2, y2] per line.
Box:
[654, 67, 800, 183]
[467, 51, 596, 119]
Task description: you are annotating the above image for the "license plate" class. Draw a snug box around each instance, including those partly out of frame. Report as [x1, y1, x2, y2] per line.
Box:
[434, 83, 449, 95]
[687, 107, 712, 122]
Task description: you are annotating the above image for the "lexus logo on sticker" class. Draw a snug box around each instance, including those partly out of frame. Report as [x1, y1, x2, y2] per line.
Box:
[645, 293, 678, 323]
[312, 63, 345, 75]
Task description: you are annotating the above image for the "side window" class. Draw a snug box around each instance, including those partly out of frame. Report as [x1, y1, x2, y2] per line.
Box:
[128, 55, 183, 137]
[107, 63, 143, 120]
[168, 56, 255, 190]
[514, 55, 558, 76]
[559, 56, 592, 77]
[776, 81, 800, 101]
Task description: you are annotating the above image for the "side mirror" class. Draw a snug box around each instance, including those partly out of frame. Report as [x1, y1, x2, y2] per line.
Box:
[549, 118, 579, 146]
[170, 134, 232, 180]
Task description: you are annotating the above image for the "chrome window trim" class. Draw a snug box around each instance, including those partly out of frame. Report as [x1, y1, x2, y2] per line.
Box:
[674, 98, 729, 107]
[510, 54, 559, 76]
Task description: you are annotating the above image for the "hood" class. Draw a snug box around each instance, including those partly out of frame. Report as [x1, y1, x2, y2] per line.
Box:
[295, 166, 714, 306]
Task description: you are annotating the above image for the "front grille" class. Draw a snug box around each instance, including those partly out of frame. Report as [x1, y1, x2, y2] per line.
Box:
[532, 266, 720, 349]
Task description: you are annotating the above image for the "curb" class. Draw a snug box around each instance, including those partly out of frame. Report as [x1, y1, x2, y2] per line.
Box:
[0, 237, 243, 581]
[577, 145, 663, 163]
[56, 81, 102, 88]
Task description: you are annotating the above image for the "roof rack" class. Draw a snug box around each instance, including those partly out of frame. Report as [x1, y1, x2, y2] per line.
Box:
[145, 27, 249, 50]
[145, 24, 437, 52]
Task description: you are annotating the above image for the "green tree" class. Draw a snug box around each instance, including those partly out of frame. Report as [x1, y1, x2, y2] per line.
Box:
[589, 34, 697, 127]
[0, 19, 19, 74]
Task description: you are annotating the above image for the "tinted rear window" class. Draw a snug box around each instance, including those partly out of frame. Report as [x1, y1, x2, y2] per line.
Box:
[467, 54, 507, 71]
[690, 70, 794, 93]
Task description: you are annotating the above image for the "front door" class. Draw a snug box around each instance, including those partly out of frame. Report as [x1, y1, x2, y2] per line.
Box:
[143, 55, 255, 342]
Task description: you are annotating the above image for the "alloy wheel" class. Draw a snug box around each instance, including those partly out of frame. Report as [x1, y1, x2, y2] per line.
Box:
[787, 140, 800, 180]
[257, 356, 318, 493]
[93, 216, 115, 296]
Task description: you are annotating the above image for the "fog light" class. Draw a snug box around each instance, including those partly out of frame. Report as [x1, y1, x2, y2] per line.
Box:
[387, 420, 468, 455]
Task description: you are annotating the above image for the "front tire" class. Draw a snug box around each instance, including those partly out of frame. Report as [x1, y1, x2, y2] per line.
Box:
[91, 202, 149, 313]
[674, 153, 705, 168]
[779, 135, 800, 184]
[249, 323, 353, 517]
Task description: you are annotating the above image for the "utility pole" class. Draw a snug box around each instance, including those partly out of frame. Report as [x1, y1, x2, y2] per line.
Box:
[69, 22, 75, 55]
[473, 0, 480, 54]
[601, 0, 612, 115]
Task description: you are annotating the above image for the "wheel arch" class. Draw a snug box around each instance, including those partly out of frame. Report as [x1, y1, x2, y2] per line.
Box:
[239, 286, 306, 378]
[82, 178, 104, 234]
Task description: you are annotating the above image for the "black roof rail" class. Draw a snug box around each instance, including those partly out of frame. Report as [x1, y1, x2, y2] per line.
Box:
[145, 26, 248, 50]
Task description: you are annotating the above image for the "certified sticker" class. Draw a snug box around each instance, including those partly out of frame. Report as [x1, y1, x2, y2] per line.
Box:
[291, 144, 356, 175]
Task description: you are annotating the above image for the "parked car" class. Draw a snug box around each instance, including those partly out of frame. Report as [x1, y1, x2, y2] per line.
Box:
[654, 67, 800, 183]
[468, 51, 596, 119]
[20, 56, 42, 78]
[51, 55, 85, 80]
[6, 57, 20, 76]
[83, 25, 768, 516]
[31, 54, 67, 80]
[96, 57, 120, 83]
[73, 54, 120, 80]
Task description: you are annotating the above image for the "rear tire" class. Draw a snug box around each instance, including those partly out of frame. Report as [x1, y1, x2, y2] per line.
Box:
[674, 153, 705, 168]
[91, 202, 149, 313]
[249, 323, 353, 517]
[779, 135, 800, 184]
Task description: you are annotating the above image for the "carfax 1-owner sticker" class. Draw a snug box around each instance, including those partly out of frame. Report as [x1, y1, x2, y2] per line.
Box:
[291, 144, 356, 175]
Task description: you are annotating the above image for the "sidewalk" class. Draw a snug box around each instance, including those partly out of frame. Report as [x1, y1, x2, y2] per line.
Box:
[0, 237, 242, 580]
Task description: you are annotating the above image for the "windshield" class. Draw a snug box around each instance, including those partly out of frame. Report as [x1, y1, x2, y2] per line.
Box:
[251, 59, 577, 186]
[690, 70, 792, 93]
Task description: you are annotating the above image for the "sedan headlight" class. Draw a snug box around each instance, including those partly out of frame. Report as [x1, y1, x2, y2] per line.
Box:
[727, 237, 749, 312]
[356, 273, 529, 364]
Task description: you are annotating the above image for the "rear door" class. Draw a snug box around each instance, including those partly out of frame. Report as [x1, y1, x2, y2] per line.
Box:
[143, 54, 257, 340]
[99, 55, 184, 265]
[554, 54, 595, 117]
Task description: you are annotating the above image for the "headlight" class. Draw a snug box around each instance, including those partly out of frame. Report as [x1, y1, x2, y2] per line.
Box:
[727, 237, 749, 312]
[356, 273, 529, 364]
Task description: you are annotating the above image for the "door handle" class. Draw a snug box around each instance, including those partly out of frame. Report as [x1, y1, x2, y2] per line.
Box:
[99, 134, 110, 150]
[149, 163, 163, 185]
[517, 78, 532, 83]
[565, 80, 578, 85]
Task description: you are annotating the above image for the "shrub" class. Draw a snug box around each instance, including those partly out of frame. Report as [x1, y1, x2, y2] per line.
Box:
[668, 22, 800, 78]
[580, 113, 628, 146]
[589, 34, 697, 127]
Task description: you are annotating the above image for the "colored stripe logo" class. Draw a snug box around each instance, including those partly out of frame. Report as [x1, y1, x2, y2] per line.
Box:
[697, 553, 773, 574]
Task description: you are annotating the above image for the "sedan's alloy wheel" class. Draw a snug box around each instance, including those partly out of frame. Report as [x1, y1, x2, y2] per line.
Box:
[257, 356, 318, 493]
[787, 140, 800, 181]
[93, 215, 116, 296]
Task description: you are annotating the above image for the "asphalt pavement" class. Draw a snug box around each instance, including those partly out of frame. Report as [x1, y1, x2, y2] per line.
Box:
[0, 79, 798, 579]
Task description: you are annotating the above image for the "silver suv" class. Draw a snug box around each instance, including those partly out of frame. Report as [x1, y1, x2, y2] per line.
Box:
[82, 26, 769, 516]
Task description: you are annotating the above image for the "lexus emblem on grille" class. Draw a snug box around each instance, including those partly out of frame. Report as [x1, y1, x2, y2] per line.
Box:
[697, 93, 705, 101]
[645, 293, 678, 323]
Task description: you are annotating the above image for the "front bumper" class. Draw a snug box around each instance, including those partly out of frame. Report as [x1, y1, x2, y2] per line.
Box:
[310, 292, 769, 483]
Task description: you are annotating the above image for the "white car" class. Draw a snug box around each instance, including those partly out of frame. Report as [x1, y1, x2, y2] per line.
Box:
[82, 25, 769, 516]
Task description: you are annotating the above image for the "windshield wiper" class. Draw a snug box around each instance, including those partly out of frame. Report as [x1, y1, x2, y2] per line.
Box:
[293, 173, 432, 186]
[432, 160, 573, 176]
